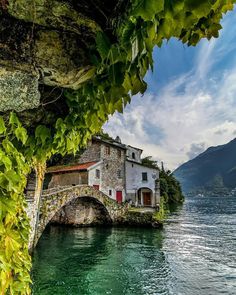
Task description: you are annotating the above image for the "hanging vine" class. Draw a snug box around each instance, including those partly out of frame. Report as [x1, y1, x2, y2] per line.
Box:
[0, 0, 235, 293]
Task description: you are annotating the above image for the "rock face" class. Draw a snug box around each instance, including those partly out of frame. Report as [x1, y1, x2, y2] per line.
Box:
[7, 0, 99, 34]
[0, 67, 40, 112]
[0, 0, 126, 112]
[0, 11, 94, 111]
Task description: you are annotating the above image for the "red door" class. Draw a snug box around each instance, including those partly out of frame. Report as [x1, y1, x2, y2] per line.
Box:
[116, 191, 123, 203]
[143, 192, 151, 206]
[93, 185, 99, 190]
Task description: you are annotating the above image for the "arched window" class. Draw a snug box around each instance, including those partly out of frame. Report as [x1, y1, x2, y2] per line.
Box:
[132, 152, 136, 159]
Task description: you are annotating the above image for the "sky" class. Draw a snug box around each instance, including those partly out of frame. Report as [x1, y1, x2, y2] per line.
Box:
[104, 8, 236, 171]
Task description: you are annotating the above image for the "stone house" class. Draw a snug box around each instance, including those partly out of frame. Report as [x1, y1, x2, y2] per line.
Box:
[47, 137, 126, 203]
[46, 136, 160, 207]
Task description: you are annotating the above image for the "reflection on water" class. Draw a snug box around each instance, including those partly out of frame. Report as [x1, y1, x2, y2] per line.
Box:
[32, 196, 236, 295]
[163, 197, 236, 295]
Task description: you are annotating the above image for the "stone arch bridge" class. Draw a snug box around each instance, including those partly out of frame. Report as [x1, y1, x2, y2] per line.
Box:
[26, 185, 128, 248]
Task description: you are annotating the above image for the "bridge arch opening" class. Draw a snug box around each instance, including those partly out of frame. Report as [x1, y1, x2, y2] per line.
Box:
[50, 196, 113, 227]
[34, 185, 123, 247]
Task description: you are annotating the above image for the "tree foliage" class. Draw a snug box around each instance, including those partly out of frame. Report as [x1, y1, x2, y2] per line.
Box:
[141, 156, 184, 204]
[0, 0, 235, 293]
[160, 168, 185, 204]
[141, 156, 159, 169]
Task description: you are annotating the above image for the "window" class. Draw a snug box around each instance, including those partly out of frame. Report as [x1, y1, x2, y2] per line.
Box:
[132, 152, 136, 159]
[105, 146, 110, 155]
[109, 189, 112, 196]
[117, 149, 121, 158]
[142, 172, 148, 181]
[96, 169, 100, 179]
[117, 169, 122, 179]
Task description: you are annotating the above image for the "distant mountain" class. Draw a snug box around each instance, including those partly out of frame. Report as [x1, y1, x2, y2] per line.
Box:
[174, 138, 236, 196]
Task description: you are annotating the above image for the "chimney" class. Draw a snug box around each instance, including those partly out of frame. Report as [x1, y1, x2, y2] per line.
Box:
[115, 136, 121, 143]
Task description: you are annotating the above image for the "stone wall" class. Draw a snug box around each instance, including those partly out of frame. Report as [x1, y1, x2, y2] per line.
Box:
[79, 141, 101, 163]
[123, 210, 155, 226]
[48, 171, 88, 188]
[100, 144, 126, 201]
[25, 192, 38, 250]
[78, 139, 126, 201]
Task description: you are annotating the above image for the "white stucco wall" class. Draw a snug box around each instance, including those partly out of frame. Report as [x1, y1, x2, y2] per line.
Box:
[126, 146, 142, 163]
[88, 162, 102, 188]
[125, 160, 159, 195]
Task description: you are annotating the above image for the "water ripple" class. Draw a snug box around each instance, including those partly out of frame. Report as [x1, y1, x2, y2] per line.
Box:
[32, 196, 236, 295]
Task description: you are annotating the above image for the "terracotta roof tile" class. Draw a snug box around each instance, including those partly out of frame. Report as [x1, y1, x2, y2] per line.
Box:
[47, 161, 98, 173]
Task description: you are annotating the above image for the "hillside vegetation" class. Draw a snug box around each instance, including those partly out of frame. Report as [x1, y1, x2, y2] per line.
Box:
[174, 138, 236, 196]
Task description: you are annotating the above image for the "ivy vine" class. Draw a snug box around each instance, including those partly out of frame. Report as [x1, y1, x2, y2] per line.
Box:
[0, 0, 235, 293]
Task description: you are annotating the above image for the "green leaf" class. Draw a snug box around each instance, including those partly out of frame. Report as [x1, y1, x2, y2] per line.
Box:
[5, 170, 22, 192]
[185, 0, 212, 18]
[35, 125, 51, 146]
[0, 172, 9, 190]
[9, 112, 20, 128]
[0, 117, 6, 134]
[15, 127, 28, 145]
[131, 75, 147, 95]
[96, 32, 111, 60]
[123, 72, 133, 92]
[133, 0, 164, 20]
[131, 37, 139, 62]
[108, 62, 125, 86]
[108, 45, 123, 64]
[121, 21, 135, 47]
[0, 152, 12, 170]
[2, 139, 16, 155]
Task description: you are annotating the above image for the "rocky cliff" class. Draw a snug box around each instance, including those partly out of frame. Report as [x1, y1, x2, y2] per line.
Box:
[0, 0, 126, 122]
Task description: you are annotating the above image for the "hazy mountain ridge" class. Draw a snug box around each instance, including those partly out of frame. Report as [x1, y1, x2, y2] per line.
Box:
[174, 138, 236, 196]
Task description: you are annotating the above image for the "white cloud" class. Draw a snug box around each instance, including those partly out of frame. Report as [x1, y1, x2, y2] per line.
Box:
[104, 10, 236, 171]
[187, 142, 206, 160]
[194, 38, 217, 80]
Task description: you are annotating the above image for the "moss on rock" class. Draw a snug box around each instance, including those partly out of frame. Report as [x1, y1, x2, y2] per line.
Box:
[7, 0, 100, 34]
[0, 67, 40, 111]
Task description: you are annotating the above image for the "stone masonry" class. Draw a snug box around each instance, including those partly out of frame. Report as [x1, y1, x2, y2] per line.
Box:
[32, 185, 128, 247]
[99, 143, 126, 198]
[79, 141, 101, 163]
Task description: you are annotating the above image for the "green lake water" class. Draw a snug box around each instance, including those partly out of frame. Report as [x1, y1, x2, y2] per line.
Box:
[32, 196, 236, 295]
